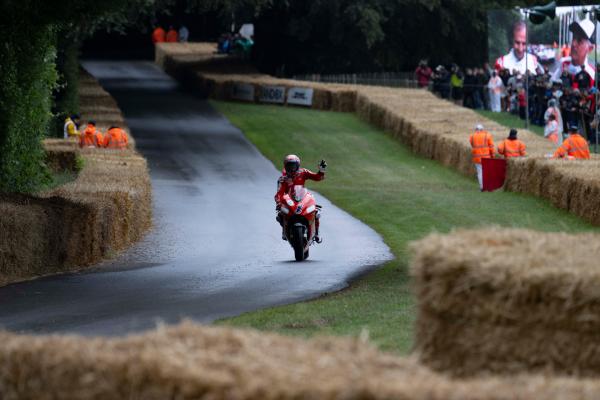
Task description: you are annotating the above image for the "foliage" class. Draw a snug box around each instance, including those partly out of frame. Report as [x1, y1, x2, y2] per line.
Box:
[0, 0, 173, 191]
[0, 13, 57, 192]
[249, 0, 566, 74]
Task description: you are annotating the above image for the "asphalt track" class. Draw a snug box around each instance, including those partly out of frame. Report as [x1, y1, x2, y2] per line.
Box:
[0, 61, 392, 336]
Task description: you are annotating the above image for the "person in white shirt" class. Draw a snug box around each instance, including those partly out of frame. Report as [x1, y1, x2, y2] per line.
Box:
[551, 19, 596, 86]
[495, 20, 540, 75]
[488, 71, 505, 112]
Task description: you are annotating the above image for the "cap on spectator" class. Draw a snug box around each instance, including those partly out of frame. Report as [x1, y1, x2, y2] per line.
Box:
[508, 129, 518, 139]
[475, 123, 484, 131]
[569, 19, 596, 43]
[568, 123, 579, 132]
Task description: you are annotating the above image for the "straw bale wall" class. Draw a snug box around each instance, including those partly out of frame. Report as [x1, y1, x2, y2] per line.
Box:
[156, 42, 600, 226]
[0, 69, 151, 286]
[411, 228, 600, 377]
[3, 320, 600, 399]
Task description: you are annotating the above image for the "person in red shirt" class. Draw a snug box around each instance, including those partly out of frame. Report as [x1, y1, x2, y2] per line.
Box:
[275, 154, 326, 241]
[518, 88, 526, 120]
[414, 60, 433, 88]
[166, 26, 178, 43]
[152, 26, 166, 44]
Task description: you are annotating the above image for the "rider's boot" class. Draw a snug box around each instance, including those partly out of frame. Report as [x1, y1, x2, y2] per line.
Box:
[276, 213, 287, 241]
[314, 216, 322, 243]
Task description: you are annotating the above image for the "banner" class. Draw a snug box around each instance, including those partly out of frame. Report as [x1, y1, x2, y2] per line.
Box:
[482, 158, 507, 192]
[231, 83, 255, 102]
[259, 86, 286, 104]
[287, 87, 314, 106]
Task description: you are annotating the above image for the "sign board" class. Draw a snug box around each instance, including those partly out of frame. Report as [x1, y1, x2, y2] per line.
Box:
[287, 87, 314, 106]
[231, 83, 255, 102]
[259, 85, 286, 104]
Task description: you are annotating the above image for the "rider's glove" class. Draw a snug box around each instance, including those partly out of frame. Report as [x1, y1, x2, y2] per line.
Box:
[318, 159, 327, 173]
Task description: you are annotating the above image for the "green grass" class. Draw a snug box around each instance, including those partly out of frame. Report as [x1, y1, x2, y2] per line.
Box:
[213, 101, 600, 354]
[476, 109, 544, 136]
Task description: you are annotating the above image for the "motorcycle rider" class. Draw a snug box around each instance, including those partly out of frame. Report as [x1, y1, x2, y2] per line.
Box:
[275, 154, 327, 242]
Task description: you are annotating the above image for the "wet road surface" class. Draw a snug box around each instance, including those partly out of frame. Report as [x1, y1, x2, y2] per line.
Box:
[0, 61, 392, 335]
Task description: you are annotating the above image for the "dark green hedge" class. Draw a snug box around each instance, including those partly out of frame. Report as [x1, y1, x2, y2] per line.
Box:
[0, 21, 57, 192]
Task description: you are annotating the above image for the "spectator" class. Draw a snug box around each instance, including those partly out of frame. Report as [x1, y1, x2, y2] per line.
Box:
[488, 71, 504, 112]
[178, 25, 189, 42]
[414, 60, 433, 89]
[463, 68, 476, 108]
[152, 25, 166, 44]
[544, 114, 560, 144]
[63, 114, 80, 139]
[517, 88, 526, 119]
[166, 26, 178, 42]
[498, 128, 526, 158]
[544, 98, 563, 145]
[450, 65, 464, 105]
[475, 68, 489, 109]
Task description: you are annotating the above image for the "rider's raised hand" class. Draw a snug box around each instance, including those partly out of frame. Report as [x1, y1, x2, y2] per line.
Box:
[319, 159, 327, 173]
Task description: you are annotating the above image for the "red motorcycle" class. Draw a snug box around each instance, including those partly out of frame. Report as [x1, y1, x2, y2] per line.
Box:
[279, 185, 321, 261]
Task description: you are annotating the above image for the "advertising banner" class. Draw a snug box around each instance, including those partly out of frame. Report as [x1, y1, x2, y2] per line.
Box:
[232, 83, 255, 102]
[287, 87, 314, 106]
[259, 85, 286, 104]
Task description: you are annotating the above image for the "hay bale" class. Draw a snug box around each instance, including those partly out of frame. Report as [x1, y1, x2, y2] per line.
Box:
[0, 68, 152, 286]
[411, 228, 600, 377]
[156, 42, 600, 227]
[4, 321, 600, 399]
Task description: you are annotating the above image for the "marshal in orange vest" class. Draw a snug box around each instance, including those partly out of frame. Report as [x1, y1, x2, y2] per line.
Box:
[553, 126, 590, 159]
[497, 129, 526, 159]
[103, 126, 129, 149]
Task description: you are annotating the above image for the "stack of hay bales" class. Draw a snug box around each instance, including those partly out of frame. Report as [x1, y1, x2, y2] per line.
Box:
[3, 320, 600, 399]
[155, 42, 600, 228]
[411, 227, 600, 377]
[0, 68, 151, 286]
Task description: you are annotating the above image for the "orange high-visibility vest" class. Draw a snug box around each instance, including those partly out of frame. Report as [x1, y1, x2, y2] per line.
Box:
[166, 29, 178, 42]
[553, 133, 590, 159]
[469, 130, 495, 164]
[152, 27, 166, 43]
[498, 139, 526, 159]
[104, 127, 129, 149]
[79, 125, 103, 148]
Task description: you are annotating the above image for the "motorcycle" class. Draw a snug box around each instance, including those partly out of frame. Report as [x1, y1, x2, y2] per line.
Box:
[279, 185, 321, 261]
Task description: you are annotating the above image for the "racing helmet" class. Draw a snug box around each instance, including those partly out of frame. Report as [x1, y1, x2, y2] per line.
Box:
[283, 154, 301, 176]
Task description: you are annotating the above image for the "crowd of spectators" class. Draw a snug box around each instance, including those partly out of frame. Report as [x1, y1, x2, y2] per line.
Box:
[217, 33, 254, 58]
[415, 59, 600, 146]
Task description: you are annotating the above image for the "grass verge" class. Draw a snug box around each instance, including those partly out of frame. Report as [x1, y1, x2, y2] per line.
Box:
[475, 109, 544, 136]
[213, 101, 599, 354]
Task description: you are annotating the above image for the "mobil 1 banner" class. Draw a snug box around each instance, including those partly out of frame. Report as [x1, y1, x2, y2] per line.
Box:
[287, 87, 313, 106]
[231, 83, 255, 102]
[259, 85, 286, 104]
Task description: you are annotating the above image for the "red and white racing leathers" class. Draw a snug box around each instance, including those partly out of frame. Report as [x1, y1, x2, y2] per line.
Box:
[275, 168, 325, 204]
